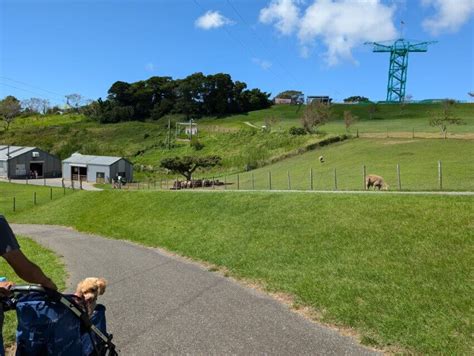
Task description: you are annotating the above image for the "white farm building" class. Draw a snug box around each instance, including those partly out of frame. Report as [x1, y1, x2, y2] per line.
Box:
[62, 153, 133, 183]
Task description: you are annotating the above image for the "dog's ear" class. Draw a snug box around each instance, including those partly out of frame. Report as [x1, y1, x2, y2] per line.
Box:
[96, 278, 107, 295]
[75, 280, 85, 296]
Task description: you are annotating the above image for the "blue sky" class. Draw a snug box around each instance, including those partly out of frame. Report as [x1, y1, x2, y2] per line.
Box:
[1, 0, 473, 105]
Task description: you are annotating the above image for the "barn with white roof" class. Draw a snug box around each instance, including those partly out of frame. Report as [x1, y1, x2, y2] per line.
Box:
[0, 145, 61, 179]
[62, 153, 133, 183]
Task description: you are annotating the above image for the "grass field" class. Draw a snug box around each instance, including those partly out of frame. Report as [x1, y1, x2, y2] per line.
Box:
[2, 103, 473, 180]
[224, 138, 474, 191]
[6, 188, 473, 354]
[1, 236, 66, 346]
[0, 182, 73, 215]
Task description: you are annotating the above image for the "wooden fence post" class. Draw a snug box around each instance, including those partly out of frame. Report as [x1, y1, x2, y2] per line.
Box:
[334, 168, 338, 190]
[287, 171, 291, 190]
[237, 174, 240, 190]
[356, 128, 359, 138]
[224, 176, 227, 190]
[252, 173, 255, 190]
[438, 160, 443, 190]
[13, 197, 15, 212]
[34, 192, 36, 205]
[310, 168, 313, 191]
[268, 171, 272, 190]
[412, 128, 415, 139]
[397, 164, 401, 190]
[50, 188, 53, 200]
[363, 165, 367, 190]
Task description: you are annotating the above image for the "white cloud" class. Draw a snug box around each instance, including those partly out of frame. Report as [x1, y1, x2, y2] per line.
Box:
[145, 62, 155, 72]
[252, 58, 273, 70]
[259, 0, 301, 35]
[422, 0, 474, 35]
[195, 10, 234, 30]
[259, 0, 397, 66]
[298, 0, 397, 65]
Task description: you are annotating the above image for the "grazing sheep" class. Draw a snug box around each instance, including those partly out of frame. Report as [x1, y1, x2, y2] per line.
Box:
[366, 174, 388, 190]
[319, 155, 325, 163]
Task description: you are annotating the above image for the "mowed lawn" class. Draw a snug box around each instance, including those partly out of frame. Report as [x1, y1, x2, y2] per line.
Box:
[0, 236, 66, 346]
[0, 182, 72, 214]
[226, 138, 474, 191]
[8, 189, 473, 354]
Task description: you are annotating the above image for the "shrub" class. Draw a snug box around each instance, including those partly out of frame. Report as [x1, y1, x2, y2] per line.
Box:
[190, 137, 204, 151]
[289, 127, 307, 135]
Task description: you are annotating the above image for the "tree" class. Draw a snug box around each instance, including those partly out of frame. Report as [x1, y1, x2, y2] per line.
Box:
[263, 115, 279, 132]
[343, 96, 369, 103]
[368, 102, 379, 120]
[0, 96, 21, 131]
[65, 93, 84, 112]
[22, 98, 50, 117]
[469, 92, 474, 99]
[301, 101, 331, 133]
[343, 110, 357, 132]
[429, 99, 463, 139]
[276, 90, 304, 104]
[160, 156, 222, 181]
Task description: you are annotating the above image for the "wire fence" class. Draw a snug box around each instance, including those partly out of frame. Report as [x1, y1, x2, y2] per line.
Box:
[0, 185, 75, 214]
[118, 160, 473, 192]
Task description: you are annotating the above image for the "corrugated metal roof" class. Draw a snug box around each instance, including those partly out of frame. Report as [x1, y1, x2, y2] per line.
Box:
[0, 145, 36, 160]
[63, 152, 123, 166]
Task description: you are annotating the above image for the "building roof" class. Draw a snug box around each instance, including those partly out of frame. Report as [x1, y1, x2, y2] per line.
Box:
[63, 152, 125, 166]
[0, 145, 36, 161]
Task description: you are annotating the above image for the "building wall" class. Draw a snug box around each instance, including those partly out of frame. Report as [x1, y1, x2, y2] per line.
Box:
[109, 159, 133, 182]
[274, 98, 292, 104]
[6, 149, 61, 179]
[86, 165, 111, 183]
[62, 163, 72, 180]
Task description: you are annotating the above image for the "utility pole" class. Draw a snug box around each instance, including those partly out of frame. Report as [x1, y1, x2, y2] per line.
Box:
[189, 118, 193, 141]
[6, 145, 10, 181]
[167, 118, 171, 150]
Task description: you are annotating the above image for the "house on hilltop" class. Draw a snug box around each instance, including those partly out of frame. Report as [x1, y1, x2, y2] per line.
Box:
[306, 96, 332, 105]
[0, 145, 61, 179]
[62, 153, 133, 183]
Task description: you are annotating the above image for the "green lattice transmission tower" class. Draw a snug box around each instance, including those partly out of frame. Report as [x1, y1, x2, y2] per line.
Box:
[366, 39, 436, 102]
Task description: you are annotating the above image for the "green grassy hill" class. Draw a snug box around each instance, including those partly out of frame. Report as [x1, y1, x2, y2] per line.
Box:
[2, 103, 473, 181]
[225, 138, 474, 191]
[5, 187, 473, 354]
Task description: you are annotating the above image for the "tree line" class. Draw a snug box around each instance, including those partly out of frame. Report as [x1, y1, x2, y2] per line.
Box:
[84, 73, 272, 123]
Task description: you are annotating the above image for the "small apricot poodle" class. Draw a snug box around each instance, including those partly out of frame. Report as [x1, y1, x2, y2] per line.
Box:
[75, 277, 107, 315]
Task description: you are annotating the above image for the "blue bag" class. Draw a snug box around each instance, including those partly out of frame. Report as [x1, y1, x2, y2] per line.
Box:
[15, 292, 108, 356]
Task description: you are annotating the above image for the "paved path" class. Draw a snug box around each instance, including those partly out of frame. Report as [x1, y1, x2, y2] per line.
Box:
[12, 224, 379, 355]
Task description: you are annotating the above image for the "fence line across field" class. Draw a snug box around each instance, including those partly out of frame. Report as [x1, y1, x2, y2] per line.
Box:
[124, 160, 455, 192]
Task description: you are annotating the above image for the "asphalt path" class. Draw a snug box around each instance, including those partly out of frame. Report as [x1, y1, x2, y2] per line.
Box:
[12, 224, 380, 355]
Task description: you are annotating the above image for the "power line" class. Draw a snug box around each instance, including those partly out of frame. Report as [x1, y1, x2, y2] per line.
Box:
[0, 76, 65, 99]
[225, 0, 301, 89]
[0, 82, 64, 101]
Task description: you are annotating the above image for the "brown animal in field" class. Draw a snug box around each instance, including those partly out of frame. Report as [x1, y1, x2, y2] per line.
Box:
[366, 174, 388, 190]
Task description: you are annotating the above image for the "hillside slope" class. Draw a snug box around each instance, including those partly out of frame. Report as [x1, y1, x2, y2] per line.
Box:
[1, 103, 473, 180]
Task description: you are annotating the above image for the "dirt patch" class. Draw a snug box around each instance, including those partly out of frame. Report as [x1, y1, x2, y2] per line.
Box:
[382, 140, 417, 145]
[360, 132, 474, 140]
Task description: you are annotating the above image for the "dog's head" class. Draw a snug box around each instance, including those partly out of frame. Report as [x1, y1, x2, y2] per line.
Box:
[75, 277, 107, 314]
